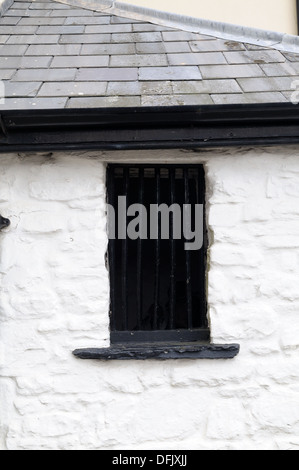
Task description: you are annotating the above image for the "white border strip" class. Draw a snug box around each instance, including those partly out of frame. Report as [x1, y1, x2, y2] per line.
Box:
[56, 0, 299, 53]
[0, 0, 13, 16]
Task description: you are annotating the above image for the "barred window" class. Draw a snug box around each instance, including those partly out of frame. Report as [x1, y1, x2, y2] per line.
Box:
[107, 164, 209, 346]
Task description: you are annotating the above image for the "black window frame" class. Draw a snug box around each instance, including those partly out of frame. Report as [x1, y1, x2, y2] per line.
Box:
[107, 164, 209, 347]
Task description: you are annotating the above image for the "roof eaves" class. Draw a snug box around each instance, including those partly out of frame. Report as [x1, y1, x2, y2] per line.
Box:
[1, 102, 299, 153]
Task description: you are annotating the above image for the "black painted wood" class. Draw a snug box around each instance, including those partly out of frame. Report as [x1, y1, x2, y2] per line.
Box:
[108, 164, 208, 338]
[1, 103, 299, 152]
[111, 329, 210, 344]
[73, 343, 240, 360]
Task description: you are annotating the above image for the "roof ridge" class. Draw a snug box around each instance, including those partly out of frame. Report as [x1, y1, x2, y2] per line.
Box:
[55, 0, 299, 53]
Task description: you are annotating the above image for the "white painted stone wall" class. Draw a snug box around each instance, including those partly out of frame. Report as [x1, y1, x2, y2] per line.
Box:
[0, 146, 299, 450]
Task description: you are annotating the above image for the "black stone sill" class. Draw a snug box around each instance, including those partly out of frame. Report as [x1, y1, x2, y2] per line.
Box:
[73, 342, 240, 361]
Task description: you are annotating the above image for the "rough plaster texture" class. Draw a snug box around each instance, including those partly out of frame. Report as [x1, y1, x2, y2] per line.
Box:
[0, 147, 299, 450]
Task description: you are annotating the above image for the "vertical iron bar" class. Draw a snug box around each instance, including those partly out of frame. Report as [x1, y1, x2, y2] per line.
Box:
[197, 166, 207, 328]
[107, 166, 116, 331]
[297, 0, 299, 35]
[169, 167, 176, 330]
[137, 168, 144, 329]
[122, 167, 129, 330]
[195, 167, 202, 328]
[184, 168, 193, 329]
[153, 167, 161, 330]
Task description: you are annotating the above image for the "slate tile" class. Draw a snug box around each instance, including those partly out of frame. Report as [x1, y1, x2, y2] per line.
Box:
[132, 23, 175, 32]
[12, 68, 77, 81]
[163, 42, 191, 53]
[200, 64, 264, 79]
[77, 67, 138, 81]
[29, 2, 71, 9]
[0, 97, 68, 110]
[3, 81, 42, 97]
[139, 66, 202, 81]
[37, 25, 85, 34]
[282, 52, 299, 63]
[0, 25, 38, 34]
[18, 17, 66, 25]
[107, 81, 172, 96]
[211, 92, 288, 104]
[237, 76, 299, 92]
[0, 44, 28, 56]
[65, 16, 111, 25]
[0, 17, 21, 25]
[224, 50, 286, 64]
[25, 44, 81, 56]
[136, 43, 165, 54]
[260, 62, 299, 76]
[167, 52, 226, 66]
[67, 96, 141, 107]
[141, 94, 213, 106]
[81, 43, 135, 55]
[162, 31, 202, 41]
[110, 54, 168, 67]
[0, 56, 52, 68]
[7, 34, 60, 44]
[38, 81, 107, 97]
[59, 34, 111, 44]
[51, 55, 109, 68]
[8, 9, 52, 17]
[172, 79, 242, 94]
[0, 35, 9, 44]
[50, 9, 94, 17]
[190, 39, 246, 52]
[85, 24, 132, 33]
[111, 32, 162, 43]
[12, 2, 31, 8]
[110, 16, 143, 24]
[245, 43, 273, 51]
[0, 69, 16, 80]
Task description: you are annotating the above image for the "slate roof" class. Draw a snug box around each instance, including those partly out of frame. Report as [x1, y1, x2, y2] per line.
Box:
[0, 0, 299, 110]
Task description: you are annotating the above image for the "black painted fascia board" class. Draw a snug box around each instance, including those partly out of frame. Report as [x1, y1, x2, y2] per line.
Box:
[0, 102, 299, 153]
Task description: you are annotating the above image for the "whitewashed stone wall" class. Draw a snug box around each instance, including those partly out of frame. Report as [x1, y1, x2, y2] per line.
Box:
[0, 147, 299, 450]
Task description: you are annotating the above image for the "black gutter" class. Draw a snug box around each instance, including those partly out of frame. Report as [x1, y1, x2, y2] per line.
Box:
[297, 0, 299, 34]
[0, 102, 299, 153]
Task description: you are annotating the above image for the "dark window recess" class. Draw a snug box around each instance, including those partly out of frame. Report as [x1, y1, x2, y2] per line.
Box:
[107, 164, 209, 345]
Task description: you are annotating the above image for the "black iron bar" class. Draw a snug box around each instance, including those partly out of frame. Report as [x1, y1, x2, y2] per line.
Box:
[184, 168, 193, 329]
[169, 168, 176, 330]
[137, 168, 144, 329]
[122, 167, 129, 330]
[198, 166, 207, 328]
[195, 167, 205, 328]
[108, 166, 116, 331]
[153, 168, 161, 330]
